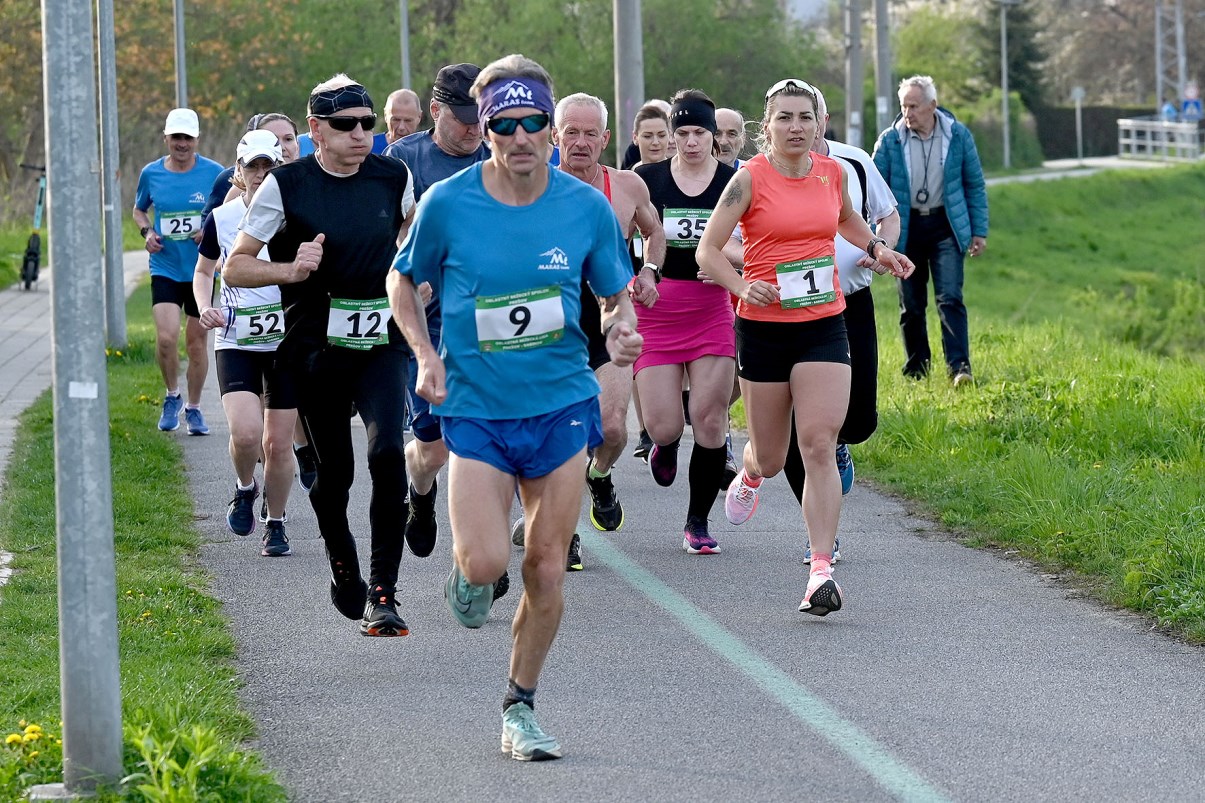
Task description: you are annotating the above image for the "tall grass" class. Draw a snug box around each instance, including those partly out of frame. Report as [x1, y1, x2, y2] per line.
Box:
[0, 282, 285, 800]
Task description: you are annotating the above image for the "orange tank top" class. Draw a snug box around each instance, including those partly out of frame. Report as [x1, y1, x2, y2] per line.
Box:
[738, 152, 846, 322]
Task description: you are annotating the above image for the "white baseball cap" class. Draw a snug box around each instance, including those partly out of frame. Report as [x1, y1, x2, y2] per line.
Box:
[164, 108, 200, 137]
[236, 129, 283, 165]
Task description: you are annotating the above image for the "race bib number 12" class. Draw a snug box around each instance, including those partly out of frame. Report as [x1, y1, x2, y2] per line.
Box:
[475, 286, 564, 352]
[327, 297, 389, 350]
[776, 256, 837, 309]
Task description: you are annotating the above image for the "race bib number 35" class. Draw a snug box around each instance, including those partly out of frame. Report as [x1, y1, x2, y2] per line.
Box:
[777, 256, 837, 309]
[234, 303, 284, 346]
[664, 208, 709, 248]
[160, 211, 201, 241]
[475, 286, 564, 352]
[327, 297, 389, 350]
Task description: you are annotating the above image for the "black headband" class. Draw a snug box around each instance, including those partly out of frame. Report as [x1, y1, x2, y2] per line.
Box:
[307, 84, 374, 117]
[669, 98, 717, 133]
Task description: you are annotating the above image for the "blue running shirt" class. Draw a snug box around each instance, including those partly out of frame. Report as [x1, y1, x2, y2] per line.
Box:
[393, 164, 631, 420]
[135, 155, 225, 282]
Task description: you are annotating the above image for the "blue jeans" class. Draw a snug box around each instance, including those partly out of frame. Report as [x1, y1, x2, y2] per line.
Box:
[898, 211, 970, 377]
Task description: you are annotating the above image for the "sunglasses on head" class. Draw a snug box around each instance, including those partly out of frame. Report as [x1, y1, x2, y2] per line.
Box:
[765, 79, 816, 100]
[485, 113, 551, 136]
[315, 114, 377, 132]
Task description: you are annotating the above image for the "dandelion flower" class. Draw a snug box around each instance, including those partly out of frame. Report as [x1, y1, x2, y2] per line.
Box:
[5, 734, 22, 745]
[24, 724, 42, 735]
[28, 750, 39, 759]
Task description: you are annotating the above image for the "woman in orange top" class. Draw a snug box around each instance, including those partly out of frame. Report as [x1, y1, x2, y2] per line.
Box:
[696, 79, 913, 617]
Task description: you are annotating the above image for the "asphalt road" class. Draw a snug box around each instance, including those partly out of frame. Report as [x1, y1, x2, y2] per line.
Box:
[181, 366, 1205, 803]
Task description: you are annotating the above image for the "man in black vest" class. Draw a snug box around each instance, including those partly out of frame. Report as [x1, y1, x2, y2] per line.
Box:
[225, 74, 417, 638]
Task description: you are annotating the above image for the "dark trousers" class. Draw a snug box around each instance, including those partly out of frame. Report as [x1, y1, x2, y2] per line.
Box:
[296, 346, 409, 590]
[898, 210, 970, 377]
[783, 287, 878, 502]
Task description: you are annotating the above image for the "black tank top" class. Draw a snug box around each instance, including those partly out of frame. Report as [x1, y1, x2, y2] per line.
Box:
[635, 159, 736, 281]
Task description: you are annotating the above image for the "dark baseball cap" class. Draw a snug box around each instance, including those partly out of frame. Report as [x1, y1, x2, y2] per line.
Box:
[432, 63, 481, 125]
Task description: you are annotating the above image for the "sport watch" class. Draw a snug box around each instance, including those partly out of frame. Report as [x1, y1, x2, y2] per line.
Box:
[866, 237, 888, 260]
[641, 262, 662, 284]
[140, 225, 153, 238]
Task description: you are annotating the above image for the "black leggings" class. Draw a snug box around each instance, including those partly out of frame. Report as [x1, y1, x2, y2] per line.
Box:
[784, 286, 878, 502]
[295, 346, 409, 589]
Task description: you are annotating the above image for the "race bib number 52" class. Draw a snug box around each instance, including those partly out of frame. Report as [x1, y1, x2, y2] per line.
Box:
[475, 286, 564, 352]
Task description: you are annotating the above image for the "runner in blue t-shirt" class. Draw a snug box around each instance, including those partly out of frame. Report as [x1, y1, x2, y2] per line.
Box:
[133, 108, 225, 435]
[387, 56, 641, 763]
[381, 62, 489, 561]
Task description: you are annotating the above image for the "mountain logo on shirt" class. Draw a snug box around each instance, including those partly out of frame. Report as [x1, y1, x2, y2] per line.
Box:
[537, 247, 569, 270]
[189, 192, 206, 204]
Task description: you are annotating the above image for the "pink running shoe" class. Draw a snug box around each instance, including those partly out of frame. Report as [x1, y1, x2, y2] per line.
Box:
[799, 569, 843, 616]
[682, 516, 720, 555]
[724, 469, 761, 525]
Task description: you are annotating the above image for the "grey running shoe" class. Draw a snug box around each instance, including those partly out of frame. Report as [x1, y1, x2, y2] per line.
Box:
[501, 702, 563, 761]
[511, 517, 525, 548]
[444, 563, 493, 628]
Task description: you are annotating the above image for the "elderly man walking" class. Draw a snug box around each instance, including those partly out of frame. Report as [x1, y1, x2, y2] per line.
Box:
[872, 75, 987, 386]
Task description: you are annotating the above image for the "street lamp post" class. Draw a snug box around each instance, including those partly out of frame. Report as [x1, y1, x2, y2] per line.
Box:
[998, 0, 1021, 169]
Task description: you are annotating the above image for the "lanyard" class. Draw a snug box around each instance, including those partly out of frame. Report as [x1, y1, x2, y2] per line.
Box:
[915, 128, 939, 206]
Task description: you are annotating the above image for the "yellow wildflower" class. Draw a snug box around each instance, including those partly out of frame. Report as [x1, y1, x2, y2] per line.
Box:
[24, 724, 42, 735]
[28, 751, 39, 759]
[5, 734, 21, 745]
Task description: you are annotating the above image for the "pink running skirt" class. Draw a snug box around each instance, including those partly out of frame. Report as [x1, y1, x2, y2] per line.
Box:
[634, 278, 736, 374]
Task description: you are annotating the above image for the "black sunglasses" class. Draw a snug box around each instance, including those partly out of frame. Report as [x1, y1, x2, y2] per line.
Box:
[315, 114, 377, 132]
[485, 113, 550, 136]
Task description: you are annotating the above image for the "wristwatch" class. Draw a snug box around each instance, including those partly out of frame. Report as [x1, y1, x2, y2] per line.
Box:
[140, 225, 152, 238]
[641, 262, 662, 284]
[866, 237, 887, 260]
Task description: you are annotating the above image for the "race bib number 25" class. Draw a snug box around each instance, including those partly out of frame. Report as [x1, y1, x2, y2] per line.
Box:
[160, 211, 201, 240]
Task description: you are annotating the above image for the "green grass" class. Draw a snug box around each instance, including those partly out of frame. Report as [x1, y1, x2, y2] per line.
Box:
[0, 281, 285, 800]
[859, 163, 1205, 640]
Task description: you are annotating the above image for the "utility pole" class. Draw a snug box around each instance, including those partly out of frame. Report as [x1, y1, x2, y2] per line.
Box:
[98, 0, 126, 348]
[1155, 0, 1187, 110]
[998, 0, 1021, 169]
[874, 0, 892, 135]
[613, 0, 645, 166]
[845, 0, 864, 147]
[174, 0, 187, 106]
[399, 0, 411, 89]
[29, 0, 123, 795]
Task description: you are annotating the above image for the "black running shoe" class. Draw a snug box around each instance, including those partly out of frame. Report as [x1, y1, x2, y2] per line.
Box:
[720, 433, 738, 491]
[404, 479, 438, 558]
[294, 443, 318, 493]
[260, 520, 291, 557]
[566, 533, 583, 572]
[632, 430, 653, 463]
[586, 469, 624, 531]
[329, 559, 368, 621]
[493, 569, 510, 601]
[360, 585, 409, 637]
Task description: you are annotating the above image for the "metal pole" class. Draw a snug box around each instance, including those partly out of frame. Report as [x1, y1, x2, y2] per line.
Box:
[1000, 2, 1011, 169]
[873, 0, 892, 135]
[98, 0, 126, 349]
[174, 0, 187, 107]
[613, 0, 645, 166]
[399, 0, 411, 89]
[1155, 0, 1164, 108]
[1075, 95, 1083, 164]
[844, 0, 863, 148]
[39, 0, 123, 792]
[1174, 0, 1186, 101]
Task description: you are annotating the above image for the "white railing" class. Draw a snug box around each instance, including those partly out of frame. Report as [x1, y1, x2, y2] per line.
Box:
[1117, 117, 1204, 160]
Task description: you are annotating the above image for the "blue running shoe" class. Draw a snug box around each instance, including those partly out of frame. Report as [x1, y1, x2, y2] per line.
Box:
[501, 702, 563, 761]
[836, 443, 854, 495]
[444, 564, 493, 628]
[184, 406, 209, 435]
[226, 481, 259, 536]
[158, 393, 183, 431]
[804, 538, 841, 564]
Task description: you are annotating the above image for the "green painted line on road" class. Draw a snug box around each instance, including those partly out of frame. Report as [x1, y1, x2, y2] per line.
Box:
[585, 534, 950, 803]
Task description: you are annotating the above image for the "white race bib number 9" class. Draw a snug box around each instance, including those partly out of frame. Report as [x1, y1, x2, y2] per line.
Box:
[475, 286, 564, 352]
[234, 303, 284, 346]
[161, 211, 201, 241]
[327, 297, 389, 350]
[664, 208, 709, 248]
[777, 256, 837, 309]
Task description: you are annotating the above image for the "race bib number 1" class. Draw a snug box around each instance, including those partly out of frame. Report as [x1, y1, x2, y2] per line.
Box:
[327, 297, 389, 350]
[664, 208, 709, 248]
[776, 256, 837, 309]
[234, 303, 284, 346]
[160, 211, 201, 241]
[475, 286, 564, 352]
